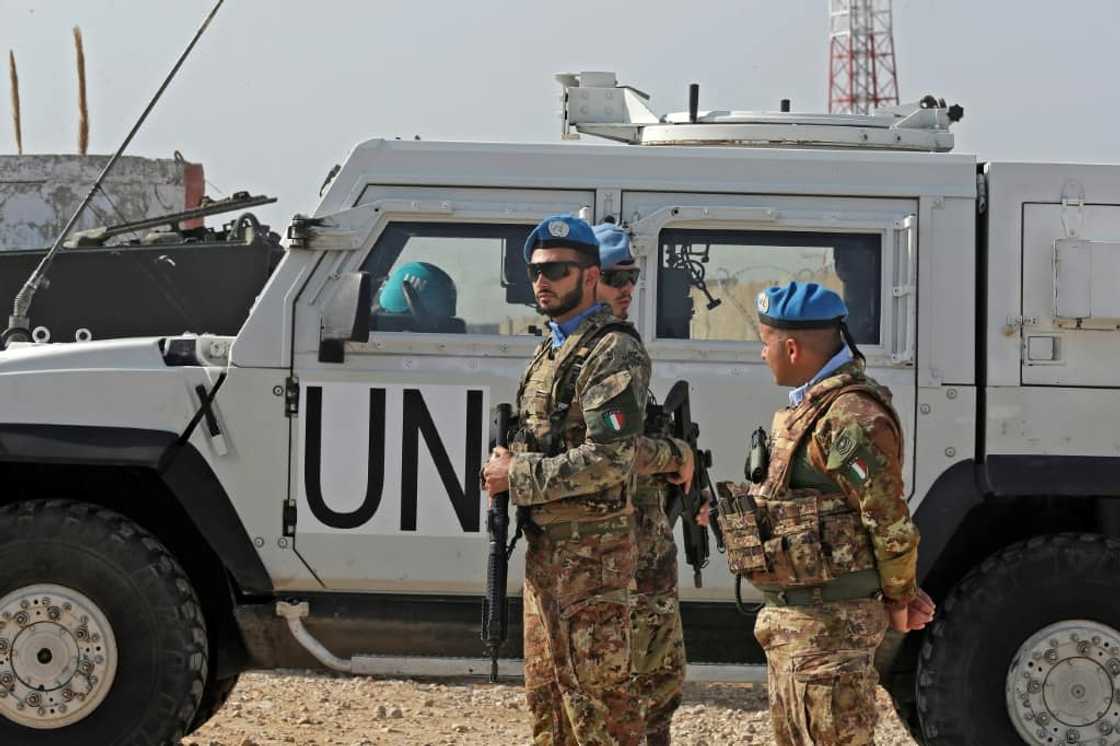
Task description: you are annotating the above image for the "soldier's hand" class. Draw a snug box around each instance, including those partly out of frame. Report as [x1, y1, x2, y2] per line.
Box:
[483, 446, 513, 496]
[665, 447, 695, 491]
[696, 501, 711, 527]
[886, 588, 936, 632]
[907, 588, 936, 629]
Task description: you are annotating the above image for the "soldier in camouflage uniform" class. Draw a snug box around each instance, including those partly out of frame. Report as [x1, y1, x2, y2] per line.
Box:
[594, 222, 693, 746]
[483, 214, 649, 746]
[715, 282, 935, 746]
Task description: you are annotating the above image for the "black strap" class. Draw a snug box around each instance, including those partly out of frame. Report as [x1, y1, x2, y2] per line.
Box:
[840, 321, 865, 362]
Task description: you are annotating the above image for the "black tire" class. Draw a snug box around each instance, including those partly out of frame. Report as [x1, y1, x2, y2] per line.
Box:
[916, 533, 1120, 745]
[186, 673, 239, 734]
[0, 500, 208, 745]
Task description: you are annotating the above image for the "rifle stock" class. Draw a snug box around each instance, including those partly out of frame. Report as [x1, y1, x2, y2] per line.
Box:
[481, 403, 514, 682]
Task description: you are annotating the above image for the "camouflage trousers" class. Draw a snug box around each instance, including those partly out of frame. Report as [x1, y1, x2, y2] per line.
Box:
[523, 514, 643, 746]
[754, 597, 888, 746]
[632, 490, 685, 746]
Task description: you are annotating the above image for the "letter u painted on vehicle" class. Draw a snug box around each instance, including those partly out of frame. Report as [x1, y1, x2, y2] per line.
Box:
[303, 386, 484, 532]
[304, 386, 386, 529]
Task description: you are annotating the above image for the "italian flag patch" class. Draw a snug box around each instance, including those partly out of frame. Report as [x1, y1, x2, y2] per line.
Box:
[849, 457, 869, 482]
[602, 410, 626, 432]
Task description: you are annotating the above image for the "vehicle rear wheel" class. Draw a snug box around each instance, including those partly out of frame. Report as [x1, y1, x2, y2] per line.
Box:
[917, 533, 1120, 745]
[0, 500, 208, 745]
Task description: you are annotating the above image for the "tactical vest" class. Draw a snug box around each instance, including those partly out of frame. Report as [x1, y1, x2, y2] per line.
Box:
[511, 311, 642, 523]
[717, 366, 900, 590]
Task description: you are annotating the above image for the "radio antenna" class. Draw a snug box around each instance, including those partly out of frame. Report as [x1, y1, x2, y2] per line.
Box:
[1, 0, 225, 348]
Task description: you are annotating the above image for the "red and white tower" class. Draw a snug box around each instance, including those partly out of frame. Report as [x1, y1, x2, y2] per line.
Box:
[828, 0, 900, 114]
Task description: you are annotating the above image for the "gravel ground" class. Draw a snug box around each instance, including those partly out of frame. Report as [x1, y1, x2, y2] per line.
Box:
[183, 671, 919, 746]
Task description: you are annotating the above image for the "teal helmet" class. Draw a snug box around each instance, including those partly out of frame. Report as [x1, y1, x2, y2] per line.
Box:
[377, 261, 457, 318]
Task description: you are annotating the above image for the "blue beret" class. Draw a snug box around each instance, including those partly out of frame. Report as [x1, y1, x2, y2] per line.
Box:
[756, 281, 847, 329]
[523, 214, 600, 264]
[593, 223, 635, 269]
[378, 261, 457, 318]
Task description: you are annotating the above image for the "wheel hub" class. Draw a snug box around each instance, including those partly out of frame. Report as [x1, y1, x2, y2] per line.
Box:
[0, 584, 117, 729]
[1007, 620, 1120, 745]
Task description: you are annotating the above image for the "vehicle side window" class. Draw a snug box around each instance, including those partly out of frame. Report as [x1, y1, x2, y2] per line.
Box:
[360, 222, 541, 335]
[656, 228, 881, 343]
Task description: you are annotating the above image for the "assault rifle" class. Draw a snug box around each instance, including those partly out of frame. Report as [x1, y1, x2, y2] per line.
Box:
[481, 403, 515, 683]
[660, 380, 724, 588]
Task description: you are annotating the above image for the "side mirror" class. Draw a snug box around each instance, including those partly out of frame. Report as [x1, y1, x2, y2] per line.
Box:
[319, 271, 372, 363]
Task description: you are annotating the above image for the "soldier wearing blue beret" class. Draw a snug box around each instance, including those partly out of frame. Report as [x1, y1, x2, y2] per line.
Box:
[484, 214, 649, 745]
[594, 221, 693, 746]
[717, 280, 935, 745]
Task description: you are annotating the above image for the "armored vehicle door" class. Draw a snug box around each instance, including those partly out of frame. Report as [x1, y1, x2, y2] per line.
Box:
[621, 190, 920, 601]
[287, 186, 593, 592]
[1020, 195, 1120, 388]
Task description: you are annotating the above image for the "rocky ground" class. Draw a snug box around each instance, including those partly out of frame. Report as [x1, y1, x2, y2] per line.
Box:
[184, 671, 919, 746]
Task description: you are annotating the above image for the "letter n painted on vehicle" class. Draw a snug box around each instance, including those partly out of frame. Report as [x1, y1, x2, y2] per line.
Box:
[400, 388, 483, 532]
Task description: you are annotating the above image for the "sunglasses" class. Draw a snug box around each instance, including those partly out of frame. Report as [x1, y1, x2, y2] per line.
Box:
[602, 268, 640, 288]
[527, 260, 590, 282]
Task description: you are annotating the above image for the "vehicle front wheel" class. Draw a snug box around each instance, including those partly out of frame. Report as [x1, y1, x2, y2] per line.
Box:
[917, 533, 1120, 746]
[0, 500, 208, 745]
[187, 673, 239, 734]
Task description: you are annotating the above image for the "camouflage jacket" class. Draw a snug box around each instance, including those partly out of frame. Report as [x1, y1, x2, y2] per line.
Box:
[786, 361, 920, 602]
[739, 362, 913, 600]
[508, 308, 651, 524]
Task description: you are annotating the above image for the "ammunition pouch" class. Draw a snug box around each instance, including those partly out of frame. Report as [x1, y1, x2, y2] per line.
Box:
[715, 482, 877, 589]
[714, 481, 766, 575]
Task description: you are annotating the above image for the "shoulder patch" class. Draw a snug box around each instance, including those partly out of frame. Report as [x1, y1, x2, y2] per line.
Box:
[825, 421, 883, 487]
[584, 382, 643, 443]
[826, 422, 868, 471]
[833, 429, 857, 461]
[601, 409, 627, 433]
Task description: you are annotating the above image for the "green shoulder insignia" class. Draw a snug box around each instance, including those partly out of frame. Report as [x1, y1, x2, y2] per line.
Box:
[585, 375, 643, 443]
[826, 421, 875, 486]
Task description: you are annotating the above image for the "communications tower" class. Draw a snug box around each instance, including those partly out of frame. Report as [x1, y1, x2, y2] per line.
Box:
[828, 0, 899, 114]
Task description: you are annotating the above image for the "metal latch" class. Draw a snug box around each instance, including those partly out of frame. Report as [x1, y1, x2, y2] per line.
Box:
[284, 375, 300, 417]
[1060, 179, 1086, 238]
[1003, 315, 1039, 336]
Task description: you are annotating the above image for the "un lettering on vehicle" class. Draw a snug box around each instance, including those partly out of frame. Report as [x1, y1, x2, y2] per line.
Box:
[297, 382, 490, 536]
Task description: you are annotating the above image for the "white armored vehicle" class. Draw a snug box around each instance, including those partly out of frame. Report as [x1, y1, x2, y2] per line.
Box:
[0, 71, 1117, 745]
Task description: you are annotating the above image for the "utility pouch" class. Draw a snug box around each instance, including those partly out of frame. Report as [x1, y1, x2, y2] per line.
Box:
[714, 481, 766, 574]
[819, 512, 876, 577]
[752, 492, 830, 587]
[765, 493, 820, 535]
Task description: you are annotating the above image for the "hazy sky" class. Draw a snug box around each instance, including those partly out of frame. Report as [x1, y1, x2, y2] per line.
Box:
[0, 0, 1116, 231]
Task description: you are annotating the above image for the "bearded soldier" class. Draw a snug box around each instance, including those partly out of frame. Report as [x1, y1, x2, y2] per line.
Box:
[718, 281, 935, 746]
[593, 222, 694, 746]
[482, 214, 648, 746]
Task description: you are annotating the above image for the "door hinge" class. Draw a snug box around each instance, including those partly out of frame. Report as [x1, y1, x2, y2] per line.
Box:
[283, 500, 297, 537]
[976, 172, 988, 214]
[285, 375, 300, 417]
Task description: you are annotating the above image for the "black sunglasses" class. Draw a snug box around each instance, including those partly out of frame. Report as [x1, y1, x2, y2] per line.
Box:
[602, 268, 640, 289]
[527, 260, 590, 282]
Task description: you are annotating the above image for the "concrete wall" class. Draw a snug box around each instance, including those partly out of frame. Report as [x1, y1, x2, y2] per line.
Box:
[0, 154, 203, 251]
